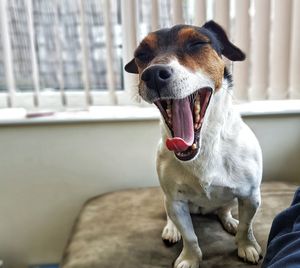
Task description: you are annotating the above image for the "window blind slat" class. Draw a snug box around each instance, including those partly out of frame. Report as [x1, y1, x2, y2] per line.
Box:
[79, 0, 93, 106]
[0, 0, 15, 107]
[194, 0, 206, 26]
[26, 0, 40, 107]
[171, 0, 184, 25]
[269, 0, 292, 100]
[53, 0, 67, 107]
[233, 0, 250, 101]
[103, 0, 118, 105]
[151, 0, 159, 31]
[213, 0, 230, 68]
[213, 0, 230, 34]
[121, 0, 138, 100]
[289, 0, 300, 99]
[249, 0, 271, 100]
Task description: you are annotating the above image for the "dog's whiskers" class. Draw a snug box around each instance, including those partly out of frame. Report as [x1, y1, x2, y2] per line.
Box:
[224, 87, 236, 101]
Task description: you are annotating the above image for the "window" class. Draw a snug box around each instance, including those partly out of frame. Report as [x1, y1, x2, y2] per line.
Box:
[0, 0, 299, 111]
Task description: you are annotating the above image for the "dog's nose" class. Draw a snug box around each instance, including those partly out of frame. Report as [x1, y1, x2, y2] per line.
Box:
[141, 65, 173, 90]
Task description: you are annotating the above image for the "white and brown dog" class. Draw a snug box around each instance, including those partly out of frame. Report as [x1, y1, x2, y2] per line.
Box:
[125, 20, 262, 268]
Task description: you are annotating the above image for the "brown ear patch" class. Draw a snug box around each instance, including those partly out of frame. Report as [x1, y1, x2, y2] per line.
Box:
[177, 27, 225, 91]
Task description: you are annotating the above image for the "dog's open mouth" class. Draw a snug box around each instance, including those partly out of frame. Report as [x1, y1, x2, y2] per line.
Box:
[154, 87, 212, 161]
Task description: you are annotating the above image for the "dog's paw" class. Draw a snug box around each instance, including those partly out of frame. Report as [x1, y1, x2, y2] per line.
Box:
[174, 250, 202, 268]
[162, 221, 181, 246]
[222, 216, 239, 235]
[237, 241, 262, 264]
[174, 259, 199, 268]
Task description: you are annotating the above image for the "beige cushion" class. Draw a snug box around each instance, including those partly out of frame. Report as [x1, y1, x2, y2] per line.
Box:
[61, 182, 297, 268]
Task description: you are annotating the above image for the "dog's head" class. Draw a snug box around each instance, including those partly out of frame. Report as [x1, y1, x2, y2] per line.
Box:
[125, 20, 245, 161]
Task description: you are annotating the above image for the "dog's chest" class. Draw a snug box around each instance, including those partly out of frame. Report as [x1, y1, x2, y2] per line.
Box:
[158, 147, 238, 212]
[175, 177, 236, 213]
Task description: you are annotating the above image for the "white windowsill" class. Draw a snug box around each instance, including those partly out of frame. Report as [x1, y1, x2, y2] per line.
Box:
[0, 100, 299, 126]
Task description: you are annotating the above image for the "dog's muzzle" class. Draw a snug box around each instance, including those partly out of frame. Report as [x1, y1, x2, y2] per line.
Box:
[140, 63, 213, 162]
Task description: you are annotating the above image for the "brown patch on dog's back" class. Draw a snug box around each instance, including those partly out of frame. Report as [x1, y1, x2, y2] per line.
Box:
[177, 27, 225, 90]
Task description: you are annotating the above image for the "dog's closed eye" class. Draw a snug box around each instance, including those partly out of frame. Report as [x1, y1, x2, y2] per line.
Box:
[125, 48, 153, 73]
[135, 51, 153, 63]
[186, 40, 210, 51]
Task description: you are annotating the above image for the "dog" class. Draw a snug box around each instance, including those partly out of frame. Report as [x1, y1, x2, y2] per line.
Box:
[125, 20, 262, 268]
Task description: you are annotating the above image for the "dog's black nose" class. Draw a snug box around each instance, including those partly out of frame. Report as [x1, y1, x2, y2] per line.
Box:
[141, 65, 173, 90]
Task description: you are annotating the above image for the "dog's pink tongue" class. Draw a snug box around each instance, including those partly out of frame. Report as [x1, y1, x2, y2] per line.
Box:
[166, 98, 194, 152]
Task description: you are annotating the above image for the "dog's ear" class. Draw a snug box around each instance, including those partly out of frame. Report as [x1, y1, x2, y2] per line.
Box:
[203, 20, 245, 61]
[124, 58, 139, 74]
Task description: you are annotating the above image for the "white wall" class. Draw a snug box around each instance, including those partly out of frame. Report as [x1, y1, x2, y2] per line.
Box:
[0, 114, 299, 268]
[245, 115, 300, 182]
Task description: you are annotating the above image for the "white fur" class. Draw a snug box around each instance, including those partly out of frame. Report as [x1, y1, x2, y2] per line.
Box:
[162, 60, 215, 99]
[155, 67, 262, 267]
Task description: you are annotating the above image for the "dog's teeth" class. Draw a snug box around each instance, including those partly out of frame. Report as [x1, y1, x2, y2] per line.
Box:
[167, 100, 171, 109]
[192, 143, 197, 150]
[166, 105, 172, 125]
[166, 108, 172, 118]
[194, 95, 200, 107]
[194, 96, 201, 121]
[194, 122, 201, 130]
[166, 101, 172, 120]
[194, 102, 200, 113]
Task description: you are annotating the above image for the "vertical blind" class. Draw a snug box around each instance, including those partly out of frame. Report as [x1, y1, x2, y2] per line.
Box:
[0, 0, 299, 110]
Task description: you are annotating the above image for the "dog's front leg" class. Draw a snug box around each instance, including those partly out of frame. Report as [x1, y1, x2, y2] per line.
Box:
[235, 189, 262, 264]
[165, 199, 202, 268]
